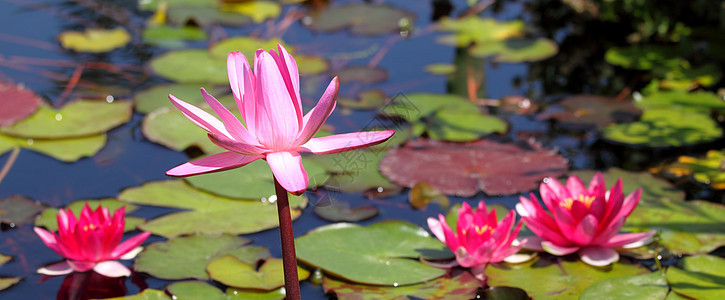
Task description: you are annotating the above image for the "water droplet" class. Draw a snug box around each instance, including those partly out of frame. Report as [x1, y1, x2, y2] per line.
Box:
[55, 113, 63, 121]
[26, 139, 33, 145]
[543, 177, 550, 183]
[393, 282, 399, 287]
[233, 291, 238, 295]
[106, 95, 114, 103]
[268, 195, 277, 203]
[385, 261, 390, 265]
[301, 16, 312, 25]
[376, 187, 383, 193]
[171, 296, 177, 300]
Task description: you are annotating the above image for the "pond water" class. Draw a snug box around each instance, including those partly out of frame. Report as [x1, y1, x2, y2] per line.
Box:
[0, 0, 724, 299]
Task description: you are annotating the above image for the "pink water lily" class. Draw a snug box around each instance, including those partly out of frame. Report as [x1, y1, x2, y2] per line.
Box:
[165, 44, 395, 195]
[428, 201, 526, 278]
[34, 204, 151, 277]
[516, 173, 655, 266]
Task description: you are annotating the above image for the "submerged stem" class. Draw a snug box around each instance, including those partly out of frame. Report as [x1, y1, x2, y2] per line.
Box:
[274, 177, 301, 300]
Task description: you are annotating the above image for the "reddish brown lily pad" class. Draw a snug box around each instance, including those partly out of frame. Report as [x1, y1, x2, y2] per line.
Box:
[0, 82, 42, 127]
[380, 139, 568, 197]
[0, 195, 46, 226]
[536, 95, 641, 130]
[314, 201, 379, 222]
[338, 66, 388, 85]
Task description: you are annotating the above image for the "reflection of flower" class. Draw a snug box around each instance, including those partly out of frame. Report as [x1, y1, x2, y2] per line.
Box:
[516, 173, 655, 266]
[34, 204, 151, 277]
[57, 270, 126, 300]
[428, 201, 525, 278]
[165, 44, 394, 195]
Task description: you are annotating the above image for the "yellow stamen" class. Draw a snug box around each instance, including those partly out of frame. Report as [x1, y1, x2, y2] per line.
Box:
[560, 194, 596, 210]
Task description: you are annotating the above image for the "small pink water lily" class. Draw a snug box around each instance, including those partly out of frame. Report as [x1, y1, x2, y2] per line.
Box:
[165, 44, 395, 195]
[427, 201, 527, 278]
[516, 173, 655, 266]
[34, 204, 151, 278]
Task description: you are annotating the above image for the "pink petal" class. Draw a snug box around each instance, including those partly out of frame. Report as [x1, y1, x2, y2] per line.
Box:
[519, 236, 544, 251]
[566, 175, 587, 198]
[296, 77, 339, 145]
[37, 261, 74, 276]
[110, 232, 151, 259]
[591, 217, 626, 245]
[166, 152, 262, 177]
[34, 227, 62, 255]
[296, 130, 395, 155]
[67, 260, 95, 272]
[208, 133, 264, 155]
[57, 209, 76, 235]
[543, 177, 572, 203]
[226, 51, 257, 137]
[571, 214, 598, 245]
[266, 151, 308, 195]
[600, 179, 625, 226]
[503, 252, 537, 264]
[541, 241, 579, 256]
[455, 247, 478, 268]
[588, 172, 607, 200]
[93, 261, 131, 278]
[613, 188, 642, 221]
[269, 45, 303, 128]
[603, 231, 655, 248]
[254, 51, 299, 148]
[539, 183, 560, 213]
[168, 94, 232, 139]
[552, 205, 577, 241]
[518, 215, 570, 246]
[578, 246, 619, 266]
[438, 214, 460, 250]
[200, 88, 258, 145]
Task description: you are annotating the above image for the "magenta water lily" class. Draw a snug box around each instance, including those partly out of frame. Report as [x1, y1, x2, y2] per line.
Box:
[165, 44, 395, 195]
[516, 173, 655, 266]
[34, 204, 151, 277]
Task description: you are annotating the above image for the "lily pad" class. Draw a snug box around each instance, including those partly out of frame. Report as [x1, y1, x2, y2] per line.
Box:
[311, 150, 399, 195]
[209, 37, 285, 62]
[424, 64, 456, 75]
[207, 256, 310, 290]
[296, 220, 453, 285]
[536, 95, 641, 130]
[322, 272, 479, 300]
[409, 182, 450, 210]
[220, 1, 281, 23]
[35, 199, 144, 232]
[149, 49, 228, 84]
[470, 38, 558, 62]
[339, 90, 387, 110]
[623, 199, 725, 255]
[138, 0, 216, 11]
[142, 25, 207, 48]
[580, 272, 669, 300]
[0, 253, 21, 291]
[185, 159, 329, 199]
[436, 16, 524, 47]
[119, 180, 306, 237]
[569, 168, 685, 203]
[142, 105, 222, 153]
[0, 100, 132, 139]
[58, 28, 131, 53]
[304, 3, 415, 36]
[602, 109, 722, 147]
[605, 45, 683, 71]
[337, 66, 388, 85]
[636, 90, 725, 113]
[380, 139, 568, 197]
[295, 55, 330, 76]
[134, 234, 269, 280]
[104, 289, 170, 300]
[0, 195, 45, 226]
[486, 257, 650, 299]
[133, 84, 229, 114]
[0, 133, 106, 162]
[314, 201, 379, 222]
[666, 255, 725, 299]
[661, 149, 725, 189]
[167, 281, 285, 300]
[167, 6, 252, 28]
[0, 82, 42, 126]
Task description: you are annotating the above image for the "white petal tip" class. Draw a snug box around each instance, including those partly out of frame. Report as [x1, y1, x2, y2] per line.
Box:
[120, 246, 144, 260]
[37, 261, 74, 276]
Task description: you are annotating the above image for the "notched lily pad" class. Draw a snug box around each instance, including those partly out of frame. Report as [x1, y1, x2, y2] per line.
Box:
[304, 3, 415, 36]
[58, 28, 131, 53]
[0, 82, 42, 126]
[0, 133, 106, 162]
[142, 105, 222, 154]
[103, 289, 170, 300]
[207, 256, 310, 290]
[323, 272, 479, 300]
[133, 84, 228, 114]
[660, 149, 725, 189]
[338, 66, 388, 85]
[666, 255, 725, 299]
[537, 95, 641, 130]
[314, 201, 379, 222]
[380, 139, 568, 197]
[35, 199, 143, 232]
[149, 49, 228, 84]
[0, 195, 45, 227]
[167, 281, 285, 300]
[602, 109, 722, 147]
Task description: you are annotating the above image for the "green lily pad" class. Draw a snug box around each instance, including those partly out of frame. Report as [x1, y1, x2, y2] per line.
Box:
[605, 45, 683, 71]
[209, 37, 285, 62]
[580, 272, 669, 300]
[185, 159, 329, 199]
[0, 195, 45, 226]
[167, 281, 285, 300]
[636, 91, 725, 113]
[313, 202, 379, 222]
[659, 64, 722, 90]
[58, 28, 131, 53]
[134, 84, 230, 114]
[424, 64, 457, 75]
[207, 256, 310, 290]
[337, 66, 388, 85]
[220, 1, 281, 23]
[661, 149, 725, 189]
[0, 253, 21, 291]
[322, 272, 479, 300]
[602, 109, 722, 147]
[134, 234, 269, 280]
[295, 220, 453, 285]
[436, 16, 524, 47]
[339, 90, 387, 110]
[312, 150, 399, 195]
[295, 55, 330, 76]
[666, 255, 725, 299]
[138, 0, 216, 11]
[0, 133, 106, 162]
[486, 258, 650, 299]
[150, 49, 228, 84]
[103, 289, 170, 300]
[35, 199, 143, 232]
[569, 168, 685, 203]
[141, 105, 222, 154]
[623, 199, 725, 255]
[142, 25, 207, 48]
[470, 38, 558, 62]
[167, 6, 252, 28]
[118, 180, 306, 238]
[304, 3, 415, 36]
[0, 82, 42, 126]
[0, 100, 132, 139]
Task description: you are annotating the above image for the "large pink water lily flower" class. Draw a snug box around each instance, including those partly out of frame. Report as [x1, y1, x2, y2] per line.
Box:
[34, 204, 151, 277]
[516, 173, 655, 266]
[428, 201, 528, 279]
[165, 44, 395, 195]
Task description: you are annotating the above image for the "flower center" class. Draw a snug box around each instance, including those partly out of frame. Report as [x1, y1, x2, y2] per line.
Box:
[559, 194, 596, 210]
[473, 224, 491, 235]
[83, 223, 98, 231]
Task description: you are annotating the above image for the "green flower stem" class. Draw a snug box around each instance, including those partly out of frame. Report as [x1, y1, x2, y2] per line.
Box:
[274, 177, 301, 300]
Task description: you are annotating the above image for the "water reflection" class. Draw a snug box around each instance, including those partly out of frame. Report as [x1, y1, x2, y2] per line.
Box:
[56, 271, 126, 300]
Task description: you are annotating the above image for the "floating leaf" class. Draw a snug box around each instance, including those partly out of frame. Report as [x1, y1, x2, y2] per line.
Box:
[661, 149, 725, 189]
[209, 37, 285, 62]
[167, 6, 252, 27]
[295, 220, 452, 285]
[304, 3, 415, 36]
[636, 90, 725, 113]
[322, 272, 479, 300]
[537, 95, 641, 130]
[58, 28, 131, 53]
[185, 159, 329, 199]
[0, 100, 132, 139]
[295, 55, 330, 76]
[623, 199, 725, 255]
[119, 180, 306, 238]
[380, 139, 568, 197]
[150, 49, 228, 84]
[35, 199, 143, 232]
[133, 84, 229, 114]
[605, 45, 683, 71]
[666, 255, 725, 299]
[142, 25, 207, 48]
[314, 201, 379, 222]
[409, 182, 450, 210]
[424, 64, 456, 75]
[139, 0, 216, 11]
[486, 257, 650, 299]
[339, 90, 387, 110]
[0, 277, 21, 292]
[207, 256, 310, 290]
[0, 133, 106, 162]
[436, 16, 524, 47]
[337, 66, 388, 85]
[569, 168, 685, 203]
[103, 289, 170, 300]
[220, 1, 281, 23]
[134, 234, 269, 280]
[142, 106, 222, 153]
[167, 281, 285, 300]
[580, 272, 668, 300]
[602, 109, 722, 147]
[0, 82, 42, 126]
[310, 150, 399, 195]
[0, 195, 45, 226]
[470, 38, 558, 62]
